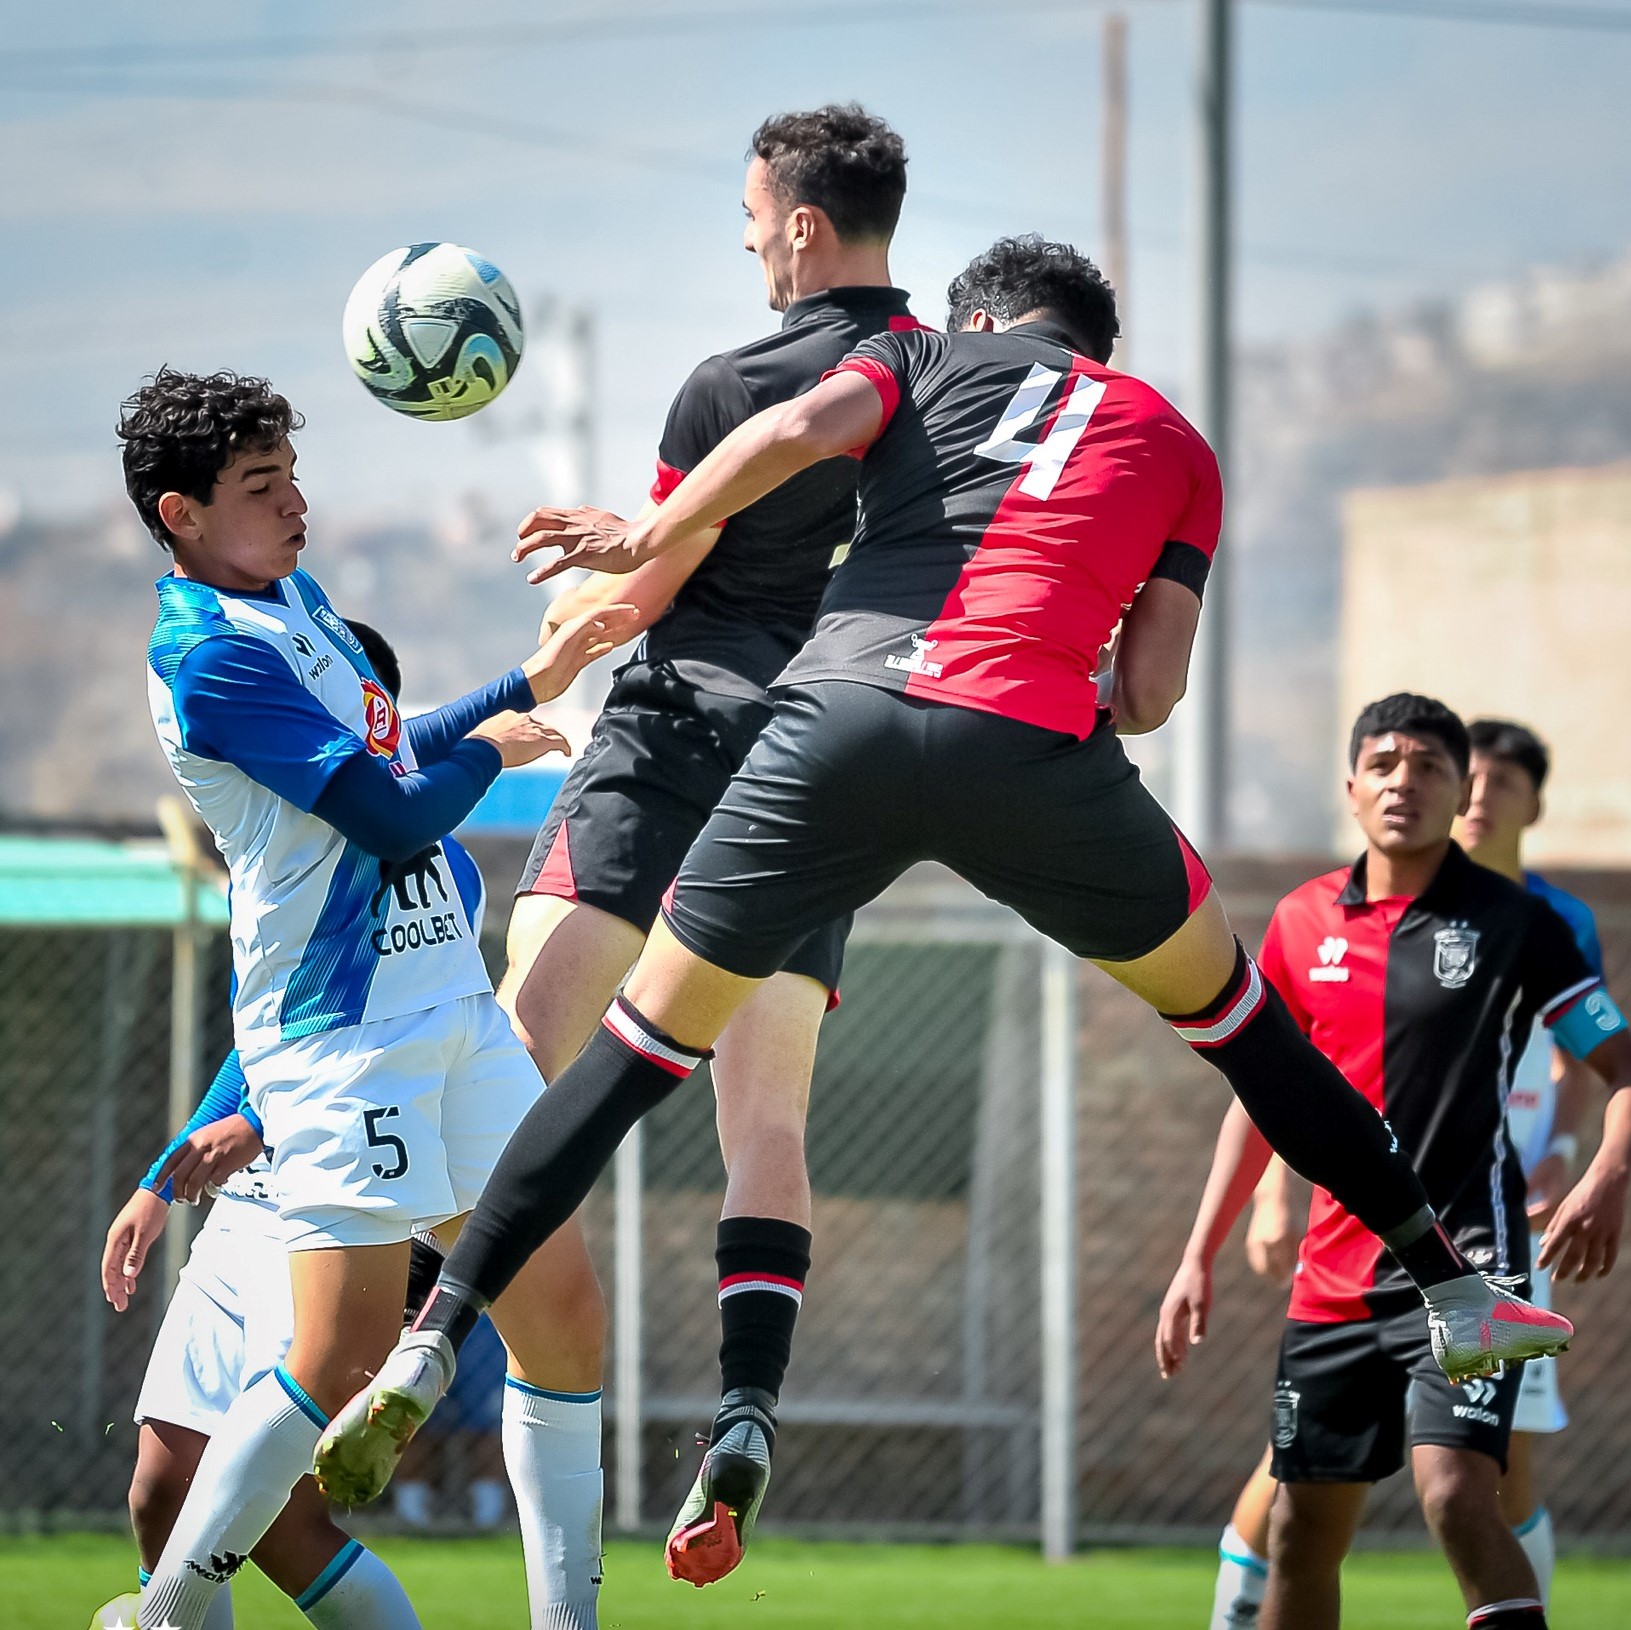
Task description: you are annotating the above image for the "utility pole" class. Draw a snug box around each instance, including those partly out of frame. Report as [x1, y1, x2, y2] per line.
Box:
[1101, 12, 1130, 369]
[1174, 0, 1232, 851]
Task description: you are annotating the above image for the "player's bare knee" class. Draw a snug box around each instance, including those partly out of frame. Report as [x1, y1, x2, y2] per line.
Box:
[1268, 1491, 1348, 1576]
[128, 1462, 187, 1559]
[1415, 1455, 1499, 1546]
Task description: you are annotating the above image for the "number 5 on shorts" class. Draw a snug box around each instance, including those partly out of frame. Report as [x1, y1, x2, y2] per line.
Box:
[364, 1105, 410, 1180]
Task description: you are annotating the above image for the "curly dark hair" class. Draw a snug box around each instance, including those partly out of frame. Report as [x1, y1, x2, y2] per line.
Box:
[1348, 692, 1470, 776]
[750, 103, 907, 244]
[945, 236, 1120, 363]
[117, 367, 303, 549]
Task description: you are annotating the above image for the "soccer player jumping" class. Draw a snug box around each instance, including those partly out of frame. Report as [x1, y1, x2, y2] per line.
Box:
[321, 237, 1578, 1584]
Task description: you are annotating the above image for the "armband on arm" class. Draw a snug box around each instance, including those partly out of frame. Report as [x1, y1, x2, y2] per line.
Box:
[1148, 540, 1212, 601]
[1547, 982, 1629, 1061]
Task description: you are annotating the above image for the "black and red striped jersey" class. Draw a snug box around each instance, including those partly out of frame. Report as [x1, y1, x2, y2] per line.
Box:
[775, 319, 1222, 739]
[1259, 843, 1606, 1323]
[641, 285, 917, 702]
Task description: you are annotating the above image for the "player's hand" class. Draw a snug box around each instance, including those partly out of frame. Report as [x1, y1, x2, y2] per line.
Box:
[102, 1188, 171, 1312]
[522, 605, 641, 703]
[1155, 1254, 1213, 1380]
[467, 708, 572, 768]
[1525, 1151, 1572, 1231]
[1245, 1194, 1300, 1286]
[1537, 1156, 1630, 1282]
[154, 1113, 264, 1206]
[513, 506, 656, 582]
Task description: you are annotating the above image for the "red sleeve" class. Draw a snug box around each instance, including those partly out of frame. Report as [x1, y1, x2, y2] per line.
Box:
[1258, 907, 1312, 1035]
[824, 355, 902, 455]
[649, 458, 686, 504]
[1169, 434, 1224, 561]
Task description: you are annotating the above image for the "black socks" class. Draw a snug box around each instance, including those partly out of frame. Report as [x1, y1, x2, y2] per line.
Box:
[1166, 943, 1472, 1292]
[716, 1216, 812, 1420]
[423, 996, 709, 1342]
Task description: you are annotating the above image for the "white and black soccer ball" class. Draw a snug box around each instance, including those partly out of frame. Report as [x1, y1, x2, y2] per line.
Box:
[342, 242, 524, 421]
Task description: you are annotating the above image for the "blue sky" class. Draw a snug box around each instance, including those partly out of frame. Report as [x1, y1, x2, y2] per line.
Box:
[4, 0, 1630, 530]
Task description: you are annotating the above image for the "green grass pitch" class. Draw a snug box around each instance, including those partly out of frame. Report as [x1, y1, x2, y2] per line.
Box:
[13, 1533, 1629, 1628]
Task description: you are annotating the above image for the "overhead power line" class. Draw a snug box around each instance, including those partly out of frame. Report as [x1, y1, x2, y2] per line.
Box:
[6, 0, 1631, 82]
[1259, 0, 1631, 32]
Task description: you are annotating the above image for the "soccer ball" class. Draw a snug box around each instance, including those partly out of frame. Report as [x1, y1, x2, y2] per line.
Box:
[87, 1592, 142, 1628]
[342, 242, 524, 421]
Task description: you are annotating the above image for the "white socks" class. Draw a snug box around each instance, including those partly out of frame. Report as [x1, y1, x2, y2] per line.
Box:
[1513, 1507, 1555, 1607]
[1210, 1522, 1269, 1630]
[139, 1573, 234, 1628]
[139, 1366, 326, 1630]
[501, 1379, 604, 1630]
[299, 1540, 422, 1629]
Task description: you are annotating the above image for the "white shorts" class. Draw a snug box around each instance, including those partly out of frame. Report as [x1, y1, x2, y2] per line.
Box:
[133, 1192, 292, 1433]
[244, 993, 545, 1251]
[1514, 1252, 1568, 1435]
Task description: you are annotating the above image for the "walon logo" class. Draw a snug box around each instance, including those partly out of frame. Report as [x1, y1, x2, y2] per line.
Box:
[1309, 936, 1350, 982]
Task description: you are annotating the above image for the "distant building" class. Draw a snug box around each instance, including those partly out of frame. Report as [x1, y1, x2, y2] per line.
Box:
[1339, 462, 1631, 864]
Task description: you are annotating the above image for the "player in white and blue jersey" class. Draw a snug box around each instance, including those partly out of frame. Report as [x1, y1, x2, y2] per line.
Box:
[1457, 718, 1604, 1606]
[119, 370, 627, 1630]
[96, 625, 490, 1630]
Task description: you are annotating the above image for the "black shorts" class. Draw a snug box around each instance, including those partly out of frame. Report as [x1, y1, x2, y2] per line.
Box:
[663, 679, 1209, 979]
[517, 661, 848, 992]
[1269, 1305, 1525, 1483]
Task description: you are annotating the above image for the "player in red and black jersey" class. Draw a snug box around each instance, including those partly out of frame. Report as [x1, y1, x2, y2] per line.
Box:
[1156, 694, 1631, 1630]
[430, 104, 914, 1580]
[330, 240, 1572, 1585]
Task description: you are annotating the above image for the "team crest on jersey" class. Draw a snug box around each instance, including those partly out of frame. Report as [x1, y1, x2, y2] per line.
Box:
[360, 678, 402, 758]
[1272, 1380, 1300, 1447]
[1433, 922, 1480, 989]
[312, 602, 365, 653]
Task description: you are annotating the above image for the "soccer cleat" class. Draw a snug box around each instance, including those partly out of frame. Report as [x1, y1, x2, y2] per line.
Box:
[665, 1387, 776, 1588]
[1426, 1272, 1573, 1385]
[313, 1330, 455, 1506]
[88, 1593, 143, 1629]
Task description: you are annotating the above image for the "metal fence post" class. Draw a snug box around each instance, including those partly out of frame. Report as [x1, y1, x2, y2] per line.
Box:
[159, 799, 204, 1294]
[1039, 940, 1078, 1560]
[614, 1119, 644, 1530]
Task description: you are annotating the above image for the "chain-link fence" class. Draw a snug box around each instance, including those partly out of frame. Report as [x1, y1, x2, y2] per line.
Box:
[6, 834, 1631, 1547]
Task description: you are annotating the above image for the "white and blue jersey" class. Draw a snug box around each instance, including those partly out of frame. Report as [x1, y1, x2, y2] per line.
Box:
[147, 569, 492, 1051]
[1506, 872, 1606, 1177]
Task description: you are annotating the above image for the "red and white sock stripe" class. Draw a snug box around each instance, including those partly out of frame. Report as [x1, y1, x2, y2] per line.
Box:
[718, 1272, 805, 1307]
[1468, 1600, 1545, 1624]
[602, 999, 704, 1078]
[1169, 958, 1266, 1050]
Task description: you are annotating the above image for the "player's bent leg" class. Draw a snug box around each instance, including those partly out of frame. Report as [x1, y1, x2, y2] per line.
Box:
[129, 1421, 208, 1574]
[1413, 1445, 1545, 1623]
[498, 892, 644, 1081]
[141, 1240, 409, 1630]
[322, 927, 761, 1512]
[1261, 1481, 1367, 1630]
[664, 972, 827, 1588]
[1211, 1445, 1276, 1630]
[1092, 893, 1571, 1380]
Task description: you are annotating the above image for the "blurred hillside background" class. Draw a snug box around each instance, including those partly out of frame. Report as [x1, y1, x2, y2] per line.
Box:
[5, 0, 1631, 855]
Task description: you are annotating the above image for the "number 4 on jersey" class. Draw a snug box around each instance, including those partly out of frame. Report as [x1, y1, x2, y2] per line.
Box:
[973, 362, 1107, 500]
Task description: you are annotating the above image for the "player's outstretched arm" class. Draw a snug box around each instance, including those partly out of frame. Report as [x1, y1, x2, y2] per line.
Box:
[536, 503, 721, 643]
[1156, 1098, 1273, 1379]
[402, 607, 638, 767]
[513, 370, 885, 583]
[1538, 1027, 1631, 1281]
